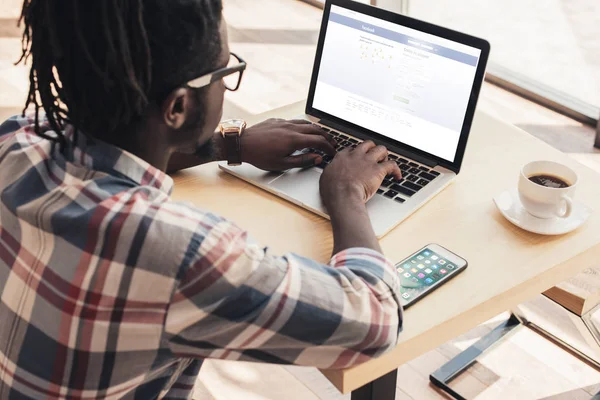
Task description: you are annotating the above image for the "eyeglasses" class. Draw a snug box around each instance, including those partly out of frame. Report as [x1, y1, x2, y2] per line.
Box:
[186, 52, 246, 92]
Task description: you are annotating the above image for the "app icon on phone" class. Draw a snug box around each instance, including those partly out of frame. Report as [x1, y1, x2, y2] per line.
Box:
[411, 268, 418, 273]
[439, 260, 447, 265]
[431, 255, 439, 260]
[425, 260, 431, 264]
[418, 273, 425, 278]
[432, 273, 440, 279]
[425, 278, 433, 284]
[447, 264, 455, 269]
[397, 268, 404, 273]
[432, 265, 439, 270]
[440, 269, 447, 274]
[411, 260, 417, 264]
[417, 264, 425, 269]
[424, 251, 431, 256]
[402, 293, 410, 299]
[404, 263, 411, 269]
[417, 255, 424, 260]
[424, 268, 432, 274]
[404, 272, 411, 278]
[411, 277, 419, 283]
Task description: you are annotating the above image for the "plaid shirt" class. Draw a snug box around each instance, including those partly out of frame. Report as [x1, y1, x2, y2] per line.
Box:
[0, 115, 402, 400]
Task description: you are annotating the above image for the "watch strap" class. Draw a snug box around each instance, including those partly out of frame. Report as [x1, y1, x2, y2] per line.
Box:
[223, 131, 242, 165]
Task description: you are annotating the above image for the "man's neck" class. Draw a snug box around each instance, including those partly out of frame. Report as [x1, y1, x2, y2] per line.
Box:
[120, 141, 172, 172]
[106, 122, 173, 172]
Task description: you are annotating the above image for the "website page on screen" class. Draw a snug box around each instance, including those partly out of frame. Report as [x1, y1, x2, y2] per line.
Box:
[312, 5, 481, 162]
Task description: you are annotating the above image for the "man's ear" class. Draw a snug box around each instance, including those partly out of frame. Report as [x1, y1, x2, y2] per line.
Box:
[162, 88, 191, 130]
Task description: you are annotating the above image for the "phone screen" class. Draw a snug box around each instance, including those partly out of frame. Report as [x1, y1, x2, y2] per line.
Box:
[396, 246, 466, 307]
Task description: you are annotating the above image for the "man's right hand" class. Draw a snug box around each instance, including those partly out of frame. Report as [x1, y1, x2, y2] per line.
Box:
[320, 140, 402, 208]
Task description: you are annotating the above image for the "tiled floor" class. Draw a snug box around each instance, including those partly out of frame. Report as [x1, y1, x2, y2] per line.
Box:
[0, 0, 25, 119]
[2, 1, 600, 399]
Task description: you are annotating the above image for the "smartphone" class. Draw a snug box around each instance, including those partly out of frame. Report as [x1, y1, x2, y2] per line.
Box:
[396, 244, 468, 308]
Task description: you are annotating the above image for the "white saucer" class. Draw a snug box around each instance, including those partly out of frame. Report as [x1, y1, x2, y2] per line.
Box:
[493, 189, 593, 235]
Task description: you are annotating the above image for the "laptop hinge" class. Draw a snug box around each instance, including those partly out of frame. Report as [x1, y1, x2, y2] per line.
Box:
[319, 118, 437, 168]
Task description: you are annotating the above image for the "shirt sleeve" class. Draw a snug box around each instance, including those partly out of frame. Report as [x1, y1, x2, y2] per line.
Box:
[164, 217, 402, 370]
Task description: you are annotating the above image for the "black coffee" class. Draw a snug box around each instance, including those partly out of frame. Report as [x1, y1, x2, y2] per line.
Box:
[528, 174, 570, 189]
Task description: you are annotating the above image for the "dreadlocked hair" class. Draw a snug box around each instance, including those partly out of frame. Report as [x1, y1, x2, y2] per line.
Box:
[18, 0, 223, 147]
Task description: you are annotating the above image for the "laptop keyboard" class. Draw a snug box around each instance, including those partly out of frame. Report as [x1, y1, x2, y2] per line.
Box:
[307, 124, 440, 203]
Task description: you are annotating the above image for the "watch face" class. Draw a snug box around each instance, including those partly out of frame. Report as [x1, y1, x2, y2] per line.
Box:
[220, 119, 245, 130]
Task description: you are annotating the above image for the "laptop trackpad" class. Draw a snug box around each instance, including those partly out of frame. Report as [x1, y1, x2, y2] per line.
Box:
[270, 168, 326, 213]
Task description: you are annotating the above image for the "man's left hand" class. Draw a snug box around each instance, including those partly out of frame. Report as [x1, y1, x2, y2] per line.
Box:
[241, 119, 337, 171]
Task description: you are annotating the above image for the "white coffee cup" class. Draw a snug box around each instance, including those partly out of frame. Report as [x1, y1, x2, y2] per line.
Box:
[518, 160, 578, 219]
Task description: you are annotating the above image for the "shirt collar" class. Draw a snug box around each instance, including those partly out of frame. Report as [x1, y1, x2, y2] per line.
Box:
[64, 126, 174, 195]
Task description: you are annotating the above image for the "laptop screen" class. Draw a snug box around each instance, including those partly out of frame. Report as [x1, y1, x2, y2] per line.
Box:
[312, 5, 482, 163]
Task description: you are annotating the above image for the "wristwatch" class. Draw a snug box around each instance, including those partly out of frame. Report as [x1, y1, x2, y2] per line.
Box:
[219, 119, 247, 166]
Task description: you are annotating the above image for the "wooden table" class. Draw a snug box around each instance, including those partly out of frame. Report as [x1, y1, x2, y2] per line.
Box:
[171, 101, 600, 398]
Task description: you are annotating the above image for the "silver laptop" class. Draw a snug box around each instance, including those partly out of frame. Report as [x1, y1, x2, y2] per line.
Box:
[220, 0, 490, 238]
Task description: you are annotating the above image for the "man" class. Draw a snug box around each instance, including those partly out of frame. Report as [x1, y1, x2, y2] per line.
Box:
[0, 0, 403, 398]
